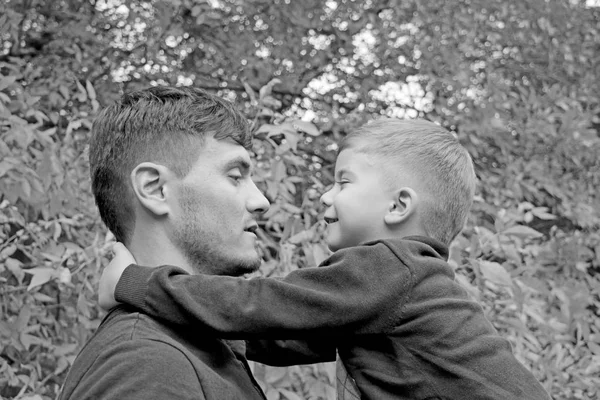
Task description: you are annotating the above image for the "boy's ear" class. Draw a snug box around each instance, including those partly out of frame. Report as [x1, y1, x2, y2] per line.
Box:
[384, 187, 418, 226]
[130, 162, 174, 217]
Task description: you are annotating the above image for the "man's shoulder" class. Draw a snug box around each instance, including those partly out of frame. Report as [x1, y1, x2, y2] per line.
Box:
[60, 307, 266, 400]
[91, 305, 179, 343]
[59, 307, 204, 400]
[68, 306, 191, 369]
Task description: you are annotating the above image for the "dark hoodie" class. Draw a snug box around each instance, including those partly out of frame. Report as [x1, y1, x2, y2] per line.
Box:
[113, 236, 551, 400]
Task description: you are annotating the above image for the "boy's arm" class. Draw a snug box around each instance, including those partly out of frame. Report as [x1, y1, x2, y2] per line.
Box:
[103, 241, 411, 338]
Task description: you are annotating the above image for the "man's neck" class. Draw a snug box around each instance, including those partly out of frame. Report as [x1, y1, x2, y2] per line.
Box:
[128, 229, 195, 275]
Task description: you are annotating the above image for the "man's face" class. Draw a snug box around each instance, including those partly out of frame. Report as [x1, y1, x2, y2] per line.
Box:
[320, 148, 394, 252]
[169, 136, 270, 276]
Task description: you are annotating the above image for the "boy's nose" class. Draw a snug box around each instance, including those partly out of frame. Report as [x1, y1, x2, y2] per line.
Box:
[320, 187, 334, 206]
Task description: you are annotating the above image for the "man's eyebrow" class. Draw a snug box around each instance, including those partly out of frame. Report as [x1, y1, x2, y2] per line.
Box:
[223, 157, 252, 173]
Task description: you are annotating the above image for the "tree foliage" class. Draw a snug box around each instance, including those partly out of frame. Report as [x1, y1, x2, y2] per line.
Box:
[1, 0, 599, 399]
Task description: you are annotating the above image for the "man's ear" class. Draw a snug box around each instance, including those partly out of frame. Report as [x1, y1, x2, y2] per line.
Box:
[384, 187, 418, 226]
[130, 162, 174, 217]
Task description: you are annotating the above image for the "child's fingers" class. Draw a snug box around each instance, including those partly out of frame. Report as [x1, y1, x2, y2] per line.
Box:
[110, 242, 136, 264]
[112, 242, 127, 255]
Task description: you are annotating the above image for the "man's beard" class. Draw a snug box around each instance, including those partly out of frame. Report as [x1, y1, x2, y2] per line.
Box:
[182, 237, 262, 276]
[173, 194, 262, 276]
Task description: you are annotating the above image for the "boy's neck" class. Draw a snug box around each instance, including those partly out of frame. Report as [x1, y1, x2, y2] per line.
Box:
[387, 220, 428, 241]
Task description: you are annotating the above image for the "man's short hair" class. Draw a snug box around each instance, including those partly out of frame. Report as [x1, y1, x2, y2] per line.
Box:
[89, 86, 252, 244]
[340, 118, 477, 245]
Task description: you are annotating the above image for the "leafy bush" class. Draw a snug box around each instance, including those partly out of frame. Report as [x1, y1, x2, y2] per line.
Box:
[1, 1, 599, 399]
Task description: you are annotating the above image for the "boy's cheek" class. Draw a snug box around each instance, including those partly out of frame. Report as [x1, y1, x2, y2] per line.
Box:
[324, 225, 337, 245]
[324, 224, 345, 251]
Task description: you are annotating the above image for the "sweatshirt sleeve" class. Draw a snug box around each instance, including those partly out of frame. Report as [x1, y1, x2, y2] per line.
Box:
[115, 241, 412, 338]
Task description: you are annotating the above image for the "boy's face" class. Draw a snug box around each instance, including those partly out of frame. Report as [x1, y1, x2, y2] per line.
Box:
[320, 148, 395, 251]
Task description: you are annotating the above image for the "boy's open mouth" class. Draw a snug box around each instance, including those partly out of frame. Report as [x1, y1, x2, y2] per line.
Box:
[324, 217, 338, 224]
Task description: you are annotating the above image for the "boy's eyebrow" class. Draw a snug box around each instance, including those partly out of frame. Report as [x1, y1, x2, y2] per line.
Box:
[223, 156, 252, 174]
[335, 168, 354, 178]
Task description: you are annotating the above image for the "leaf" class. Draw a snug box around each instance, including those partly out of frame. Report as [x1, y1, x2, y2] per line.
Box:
[259, 78, 282, 99]
[20, 178, 31, 198]
[20, 395, 43, 400]
[265, 366, 288, 385]
[76, 80, 87, 102]
[502, 225, 543, 239]
[478, 261, 513, 286]
[455, 273, 480, 299]
[587, 342, 600, 356]
[290, 120, 321, 136]
[0, 243, 17, 259]
[15, 304, 31, 332]
[5, 257, 24, 283]
[77, 292, 91, 318]
[279, 389, 304, 400]
[0, 91, 10, 103]
[530, 207, 556, 220]
[58, 267, 72, 284]
[256, 124, 277, 135]
[288, 230, 312, 244]
[261, 95, 282, 109]
[54, 357, 71, 376]
[281, 203, 302, 214]
[24, 267, 56, 290]
[0, 160, 16, 177]
[191, 4, 203, 16]
[265, 123, 300, 151]
[0, 321, 11, 338]
[311, 243, 330, 265]
[58, 85, 70, 100]
[20, 332, 36, 350]
[0, 75, 17, 91]
[85, 80, 96, 100]
[265, 388, 279, 400]
[33, 292, 56, 303]
[272, 159, 287, 182]
[54, 343, 78, 356]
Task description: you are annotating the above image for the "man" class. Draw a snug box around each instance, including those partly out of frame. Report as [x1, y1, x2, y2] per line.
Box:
[59, 86, 270, 400]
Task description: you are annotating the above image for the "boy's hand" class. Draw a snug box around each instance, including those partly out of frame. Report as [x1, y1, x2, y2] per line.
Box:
[98, 243, 136, 310]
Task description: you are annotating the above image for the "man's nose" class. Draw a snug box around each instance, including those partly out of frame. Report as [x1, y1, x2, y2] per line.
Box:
[247, 181, 270, 213]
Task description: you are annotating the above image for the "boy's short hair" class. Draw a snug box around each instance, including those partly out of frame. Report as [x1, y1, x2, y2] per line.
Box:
[89, 86, 252, 244]
[340, 118, 476, 245]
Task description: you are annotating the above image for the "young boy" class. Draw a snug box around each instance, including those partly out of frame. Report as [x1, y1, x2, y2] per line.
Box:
[99, 118, 550, 399]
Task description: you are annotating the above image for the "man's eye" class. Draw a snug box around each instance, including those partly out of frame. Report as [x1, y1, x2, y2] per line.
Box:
[229, 174, 242, 182]
[228, 167, 245, 182]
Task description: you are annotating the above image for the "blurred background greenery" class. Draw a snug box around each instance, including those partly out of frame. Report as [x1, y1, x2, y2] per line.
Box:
[0, 0, 599, 399]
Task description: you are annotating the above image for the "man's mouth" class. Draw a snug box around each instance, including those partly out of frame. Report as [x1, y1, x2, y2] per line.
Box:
[244, 224, 259, 234]
[324, 217, 338, 224]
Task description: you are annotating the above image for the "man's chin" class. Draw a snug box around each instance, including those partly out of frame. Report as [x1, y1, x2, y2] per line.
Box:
[184, 247, 262, 276]
[228, 254, 262, 276]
